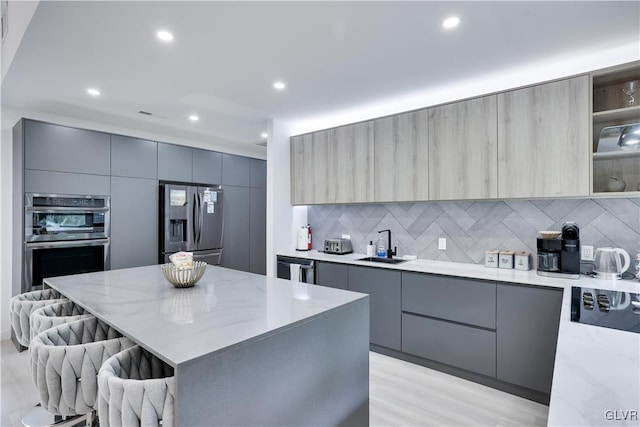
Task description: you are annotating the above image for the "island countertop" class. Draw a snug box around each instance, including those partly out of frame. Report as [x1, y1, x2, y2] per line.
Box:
[44, 264, 368, 367]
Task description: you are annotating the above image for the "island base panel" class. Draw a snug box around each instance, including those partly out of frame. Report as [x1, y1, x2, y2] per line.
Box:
[175, 298, 370, 426]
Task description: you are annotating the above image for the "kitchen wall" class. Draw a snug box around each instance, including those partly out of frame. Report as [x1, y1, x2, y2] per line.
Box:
[308, 198, 640, 267]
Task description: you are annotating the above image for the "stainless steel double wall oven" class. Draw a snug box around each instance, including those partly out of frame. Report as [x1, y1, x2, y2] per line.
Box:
[24, 193, 110, 292]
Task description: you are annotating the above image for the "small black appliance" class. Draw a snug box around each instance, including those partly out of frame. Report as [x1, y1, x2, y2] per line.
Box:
[537, 222, 580, 279]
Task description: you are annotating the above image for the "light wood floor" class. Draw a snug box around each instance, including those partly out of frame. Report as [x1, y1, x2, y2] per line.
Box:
[1, 339, 548, 426]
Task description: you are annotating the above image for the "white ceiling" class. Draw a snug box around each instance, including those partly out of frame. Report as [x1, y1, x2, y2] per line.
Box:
[2, 1, 639, 151]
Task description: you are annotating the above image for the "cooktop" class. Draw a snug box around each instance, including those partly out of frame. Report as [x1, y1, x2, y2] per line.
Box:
[570, 286, 640, 334]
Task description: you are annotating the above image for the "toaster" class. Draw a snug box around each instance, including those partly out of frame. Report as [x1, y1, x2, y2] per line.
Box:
[324, 238, 353, 255]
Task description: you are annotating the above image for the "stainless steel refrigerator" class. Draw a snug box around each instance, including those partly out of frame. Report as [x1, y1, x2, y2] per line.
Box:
[159, 183, 223, 265]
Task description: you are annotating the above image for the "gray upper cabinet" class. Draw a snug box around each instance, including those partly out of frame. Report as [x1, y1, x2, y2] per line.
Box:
[250, 158, 267, 189]
[110, 177, 158, 269]
[193, 148, 222, 185]
[222, 154, 252, 187]
[330, 122, 375, 203]
[158, 143, 192, 182]
[24, 120, 110, 175]
[496, 283, 562, 394]
[111, 135, 157, 179]
[429, 95, 498, 200]
[348, 265, 401, 350]
[374, 109, 429, 202]
[497, 75, 590, 198]
[25, 170, 111, 195]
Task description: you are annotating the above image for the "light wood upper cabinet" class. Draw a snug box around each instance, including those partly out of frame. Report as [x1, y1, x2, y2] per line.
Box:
[497, 76, 590, 198]
[429, 96, 498, 200]
[330, 122, 375, 203]
[291, 75, 592, 205]
[291, 131, 330, 205]
[374, 110, 429, 202]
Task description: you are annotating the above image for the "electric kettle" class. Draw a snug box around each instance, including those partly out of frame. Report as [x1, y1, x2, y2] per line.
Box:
[593, 247, 631, 280]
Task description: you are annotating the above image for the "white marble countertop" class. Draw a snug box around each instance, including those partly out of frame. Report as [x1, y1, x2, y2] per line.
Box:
[279, 250, 640, 426]
[44, 264, 367, 367]
[279, 250, 636, 290]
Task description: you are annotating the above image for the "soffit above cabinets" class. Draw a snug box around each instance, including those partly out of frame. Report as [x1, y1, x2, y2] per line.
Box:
[2, 2, 639, 146]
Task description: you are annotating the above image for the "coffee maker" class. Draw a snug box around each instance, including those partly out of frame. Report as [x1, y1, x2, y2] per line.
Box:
[537, 222, 580, 279]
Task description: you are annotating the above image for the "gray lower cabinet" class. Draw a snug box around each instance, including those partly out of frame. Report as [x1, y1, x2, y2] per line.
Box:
[348, 266, 401, 350]
[402, 273, 496, 329]
[111, 135, 157, 179]
[316, 262, 349, 290]
[222, 185, 251, 271]
[402, 313, 497, 377]
[110, 177, 158, 269]
[496, 283, 562, 394]
[158, 143, 192, 182]
[24, 120, 111, 176]
[249, 187, 266, 275]
[193, 148, 222, 185]
[401, 272, 497, 377]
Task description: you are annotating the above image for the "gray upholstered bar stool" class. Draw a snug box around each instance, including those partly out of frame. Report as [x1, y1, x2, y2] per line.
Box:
[26, 317, 135, 427]
[98, 345, 175, 427]
[29, 300, 94, 341]
[10, 289, 66, 348]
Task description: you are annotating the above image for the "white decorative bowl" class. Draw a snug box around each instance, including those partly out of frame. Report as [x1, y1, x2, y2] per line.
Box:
[162, 261, 207, 288]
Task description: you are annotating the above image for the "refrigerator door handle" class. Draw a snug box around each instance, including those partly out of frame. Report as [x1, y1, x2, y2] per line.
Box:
[192, 193, 198, 244]
[198, 192, 204, 244]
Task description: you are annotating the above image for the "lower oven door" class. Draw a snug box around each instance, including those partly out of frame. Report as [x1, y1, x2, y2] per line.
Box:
[24, 238, 110, 292]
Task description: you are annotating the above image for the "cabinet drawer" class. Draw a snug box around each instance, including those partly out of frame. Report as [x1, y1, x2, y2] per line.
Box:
[402, 313, 496, 377]
[402, 273, 496, 329]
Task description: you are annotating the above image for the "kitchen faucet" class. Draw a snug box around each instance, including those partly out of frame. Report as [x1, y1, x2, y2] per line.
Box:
[377, 229, 396, 259]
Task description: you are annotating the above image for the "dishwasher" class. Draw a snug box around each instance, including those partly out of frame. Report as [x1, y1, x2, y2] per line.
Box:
[276, 256, 315, 283]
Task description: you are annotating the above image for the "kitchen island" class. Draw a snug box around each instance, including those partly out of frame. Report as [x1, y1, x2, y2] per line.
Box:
[44, 265, 370, 426]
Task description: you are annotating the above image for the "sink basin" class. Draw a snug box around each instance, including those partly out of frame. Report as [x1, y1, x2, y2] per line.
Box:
[356, 257, 407, 264]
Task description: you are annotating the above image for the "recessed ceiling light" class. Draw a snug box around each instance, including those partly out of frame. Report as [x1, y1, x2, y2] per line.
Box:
[442, 16, 460, 29]
[87, 88, 100, 96]
[261, 132, 268, 139]
[273, 81, 286, 90]
[189, 115, 199, 122]
[157, 30, 174, 42]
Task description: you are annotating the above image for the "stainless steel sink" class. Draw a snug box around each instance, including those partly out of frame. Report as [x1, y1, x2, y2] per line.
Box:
[356, 257, 407, 264]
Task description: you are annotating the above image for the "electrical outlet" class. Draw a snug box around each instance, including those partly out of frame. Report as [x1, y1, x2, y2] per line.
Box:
[438, 237, 447, 250]
[341, 234, 351, 240]
[581, 245, 594, 261]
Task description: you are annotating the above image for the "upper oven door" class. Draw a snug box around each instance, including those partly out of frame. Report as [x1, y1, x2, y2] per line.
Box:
[25, 193, 110, 242]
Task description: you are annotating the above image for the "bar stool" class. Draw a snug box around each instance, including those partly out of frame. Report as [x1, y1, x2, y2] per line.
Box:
[29, 300, 93, 341]
[98, 345, 175, 427]
[10, 289, 66, 348]
[27, 317, 135, 427]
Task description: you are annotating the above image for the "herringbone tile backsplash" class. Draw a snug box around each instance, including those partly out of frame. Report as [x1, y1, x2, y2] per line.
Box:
[308, 198, 640, 265]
